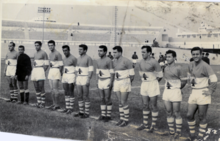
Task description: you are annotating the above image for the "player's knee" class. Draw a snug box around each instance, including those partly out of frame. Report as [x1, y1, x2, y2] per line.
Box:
[9, 83, 13, 88]
[20, 86, 24, 90]
[84, 97, 90, 102]
[151, 104, 158, 111]
[143, 104, 150, 111]
[174, 111, 181, 118]
[198, 113, 206, 121]
[166, 110, 173, 117]
[101, 98, 106, 105]
[106, 99, 112, 105]
[186, 113, 193, 121]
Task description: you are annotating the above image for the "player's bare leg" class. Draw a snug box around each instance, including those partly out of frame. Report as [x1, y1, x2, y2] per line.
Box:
[137, 96, 150, 131]
[115, 92, 130, 127]
[33, 81, 42, 108]
[23, 80, 30, 105]
[81, 85, 90, 118]
[46, 80, 60, 110]
[17, 81, 25, 104]
[68, 83, 75, 114]
[74, 85, 84, 117]
[98, 89, 106, 121]
[164, 101, 175, 136]
[148, 96, 159, 133]
[197, 105, 208, 140]
[6, 77, 18, 102]
[38, 80, 46, 108]
[187, 104, 198, 140]
[104, 88, 112, 122]
[173, 102, 182, 139]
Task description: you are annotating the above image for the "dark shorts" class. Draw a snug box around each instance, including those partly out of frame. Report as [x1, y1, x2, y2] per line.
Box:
[17, 74, 27, 81]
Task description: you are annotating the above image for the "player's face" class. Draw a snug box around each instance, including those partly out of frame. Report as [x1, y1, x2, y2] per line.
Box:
[79, 47, 86, 55]
[48, 43, 55, 51]
[18, 48, 24, 54]
[62, 48, 70, 57]
[192, 50, 202, 62]
[113, 50, 121, 59]
[35, 43, 41, 51]
[141, 48, 150, 59]
[8, 43, 14, 51]
[166, 53, 175, 64]
[98, 48, 106, 57]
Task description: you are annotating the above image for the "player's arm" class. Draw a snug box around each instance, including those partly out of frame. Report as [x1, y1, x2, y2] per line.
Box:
[127, 59, 135, 83]
[88, 57, 94, 80]
[203, 65, 218, 96]
[43, 52, 49, 72]
[58, 54, 63, 76]
[24, 55, 32, 80]
[95, 61, 99, 88]
[108, 59, 115, 88]
[154, 60, 163, 82]
[4, 54, 8, 76]
[178, 66, 187, 89]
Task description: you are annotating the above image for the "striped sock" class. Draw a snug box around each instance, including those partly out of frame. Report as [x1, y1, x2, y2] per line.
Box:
[152, 112, 159, 128]
[143, 110, 150, 127]
[78, 101, 84, 114]
[85, 102, 90, 115]
[25, 90, 29, 103]
[36, 92, 41, 104]
[106, 104, 112, 117]
[167, 117, 175, 134]
[123, 105, 129, 122]
[176, 118, 183, 134]
[41, 93, 46, 105]
[14, 89, 18, 101]
[65, 96, 70, 109]
[119, 104, 124, 120]
[188, 120, 196, 136]
[198, 123, 207, 138]
[19, 89, 25, 102]
[69, 97, 75, 110]
[101, 105, 106, 117]
[10, 90, 14, 101]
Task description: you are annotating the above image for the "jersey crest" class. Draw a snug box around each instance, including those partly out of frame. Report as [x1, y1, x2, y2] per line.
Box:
[99, 70, 104, 76]
[65, 68, 69, 73]
[167, 82, 172, 89]
[78, 68, 82, 74]
[143, 73, 148, 80]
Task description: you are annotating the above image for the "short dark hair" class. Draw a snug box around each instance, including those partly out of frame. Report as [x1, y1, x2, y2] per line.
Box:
[19, 45, 25, 50]
[35, 41, 42, 46]
[191, 47, 202, 54]
[206, 52, 209, 56]
[62, 45, 70, 51]
[99, 45, 107, 52]
[141, 46, 152, 53]
[113, 46, 123, 53]
[48, 40, 55, 45]
[10, 42, 15, 47]
[79, 44, 88, 51]
[166, 50, 176, 58]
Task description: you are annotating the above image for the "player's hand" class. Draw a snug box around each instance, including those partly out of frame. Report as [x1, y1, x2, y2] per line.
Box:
[25, 75, 29, 81]
[107, 82, 113, 89]
[86, 79, 90, 87]
[202, 90, 212, 97]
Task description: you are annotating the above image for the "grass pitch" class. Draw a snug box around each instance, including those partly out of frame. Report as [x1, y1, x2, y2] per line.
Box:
[0, 61, 220, 141]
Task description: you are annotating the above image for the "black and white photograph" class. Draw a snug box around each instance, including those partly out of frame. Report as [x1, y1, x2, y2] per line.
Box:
[0, 0, 220, 140]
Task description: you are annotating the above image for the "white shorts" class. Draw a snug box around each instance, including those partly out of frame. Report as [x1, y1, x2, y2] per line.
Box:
[6, 66, 16, 77]
[113, 78, 131, 93]
[62, 73, 75, 84]
[163, 89, 182, 102]
[188, 88, 211, 105]
[98, 78, 111, 90]
[140, 80, 160, 97]
[48, 68, 61, 80]
[76, 76, 88, 86]
[31, 67, 46, 81]
[132, 59, 137, 63]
